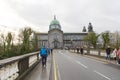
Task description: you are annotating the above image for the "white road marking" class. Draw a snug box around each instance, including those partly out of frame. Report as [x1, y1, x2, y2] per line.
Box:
[60, 52, 88, 69]
[76, 61, 88, 69]
[94, 70, 111, 80]
[62, 53, 72, 60]
[56, 63, 61, 80]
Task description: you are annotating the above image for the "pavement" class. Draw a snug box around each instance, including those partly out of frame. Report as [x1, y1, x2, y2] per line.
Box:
[23, 55, 52, 80]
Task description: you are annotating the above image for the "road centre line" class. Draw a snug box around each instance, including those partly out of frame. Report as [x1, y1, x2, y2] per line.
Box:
[94, 70, 111, 80]
[60, 53, 88, 69]
[53, 57, 57, 80]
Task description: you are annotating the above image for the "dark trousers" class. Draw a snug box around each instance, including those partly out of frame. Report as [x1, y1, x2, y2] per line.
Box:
[106, 54, 110, 60]
[42, 56, 47, 66]
[118, 59, 120, 64]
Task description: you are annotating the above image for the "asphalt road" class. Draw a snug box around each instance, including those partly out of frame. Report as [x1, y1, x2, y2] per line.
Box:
[53, 50, 120, 80]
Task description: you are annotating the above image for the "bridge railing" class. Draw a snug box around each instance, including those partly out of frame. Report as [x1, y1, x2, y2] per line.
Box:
[0, 51, 40, 80]
[84, 49, 106, 56]
[70, 48, 115, 58]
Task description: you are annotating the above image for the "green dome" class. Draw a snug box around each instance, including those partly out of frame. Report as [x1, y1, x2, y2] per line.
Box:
[50, 19, 60, 25]
[49, 16, 61, 30]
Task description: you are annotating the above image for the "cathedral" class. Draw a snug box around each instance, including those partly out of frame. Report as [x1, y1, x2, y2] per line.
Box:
[36, 16, 93, 49]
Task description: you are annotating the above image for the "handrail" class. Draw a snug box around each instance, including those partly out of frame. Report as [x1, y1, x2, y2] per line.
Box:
[0, 51, 40, 80]
[0, 51, 39, 67]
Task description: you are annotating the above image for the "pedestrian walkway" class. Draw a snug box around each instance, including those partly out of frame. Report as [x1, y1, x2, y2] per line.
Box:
[23, 55, 52, 80]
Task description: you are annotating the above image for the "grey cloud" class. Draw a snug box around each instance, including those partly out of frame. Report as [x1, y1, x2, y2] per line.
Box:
[4, 0, 120, 33]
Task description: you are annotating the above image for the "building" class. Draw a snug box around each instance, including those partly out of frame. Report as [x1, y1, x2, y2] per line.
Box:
[36, 16, 94, 49]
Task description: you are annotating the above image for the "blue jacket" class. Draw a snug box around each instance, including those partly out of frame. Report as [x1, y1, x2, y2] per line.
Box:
[40, 47, 48, 57]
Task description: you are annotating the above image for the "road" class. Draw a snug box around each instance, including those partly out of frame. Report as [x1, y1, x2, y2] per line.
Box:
[53, 50, 120, 80]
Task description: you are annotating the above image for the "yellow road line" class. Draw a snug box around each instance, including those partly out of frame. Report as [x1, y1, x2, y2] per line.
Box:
[53, 57, 57, 80]
[53, 53, 61, 80]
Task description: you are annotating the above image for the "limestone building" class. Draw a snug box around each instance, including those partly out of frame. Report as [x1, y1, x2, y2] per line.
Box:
[36, 16, 93, 49]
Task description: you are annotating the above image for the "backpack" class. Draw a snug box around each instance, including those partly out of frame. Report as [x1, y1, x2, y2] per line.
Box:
[40, 48, 47, 56]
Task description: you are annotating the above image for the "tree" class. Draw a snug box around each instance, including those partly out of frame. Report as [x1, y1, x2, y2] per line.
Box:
[0, 33, 6, 53]
[0, 32, 14, 57]
[111, 31, 120, 49]
[84, 32, 99, 49]
[101, 31, 110, 49]
[5, 32, 13, 56]
[20, 27, 33, 54]
[32, 32, 39, 51]
[0, 27, 39, 59]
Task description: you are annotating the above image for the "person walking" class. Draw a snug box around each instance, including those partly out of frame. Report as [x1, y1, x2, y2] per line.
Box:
[117, 48, 120, 64]
[106, 46, 111, 60]
[51, 48, 53, 55]
[47, 47, 51, 55]
[40, 46, 48, 67]
[112, 48, 118, 60]
[77, 47, 79, 53]
[80, 46, 84, 55]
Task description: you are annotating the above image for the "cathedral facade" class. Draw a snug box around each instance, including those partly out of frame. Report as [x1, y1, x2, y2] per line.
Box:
[36, 16, 93, 49]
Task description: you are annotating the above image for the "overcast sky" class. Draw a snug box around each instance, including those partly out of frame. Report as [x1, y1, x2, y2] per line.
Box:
[0, 0, 120, 33]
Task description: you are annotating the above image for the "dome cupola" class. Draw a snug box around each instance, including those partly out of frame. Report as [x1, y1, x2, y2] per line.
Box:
[49, 15, 61, 30]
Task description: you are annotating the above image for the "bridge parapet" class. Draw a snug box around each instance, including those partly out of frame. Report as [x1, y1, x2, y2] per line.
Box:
[0, 51, 40, 80]
[70, 49, 115, 58]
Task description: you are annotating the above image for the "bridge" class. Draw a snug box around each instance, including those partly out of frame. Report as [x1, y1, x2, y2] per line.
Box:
[0, 49, 120, 80]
